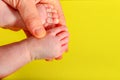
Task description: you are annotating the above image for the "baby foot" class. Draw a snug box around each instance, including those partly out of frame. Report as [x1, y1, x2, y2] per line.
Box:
[26, 26, 69, 60]
[0, 1, 59, 31]
[43, 4, 60, 28]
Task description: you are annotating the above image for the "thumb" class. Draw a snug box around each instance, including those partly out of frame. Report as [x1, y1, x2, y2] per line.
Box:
[3, 0, 46, 38]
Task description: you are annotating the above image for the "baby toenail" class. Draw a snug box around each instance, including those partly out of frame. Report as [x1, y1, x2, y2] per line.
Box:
[54, 19, 59, 24]
[48, 13, 53, 17]
[47, 18, 53, 23]
[52, 10, 57, 13]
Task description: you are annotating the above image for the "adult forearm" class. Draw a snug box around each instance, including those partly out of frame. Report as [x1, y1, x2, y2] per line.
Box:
[0, 40, 31, 78]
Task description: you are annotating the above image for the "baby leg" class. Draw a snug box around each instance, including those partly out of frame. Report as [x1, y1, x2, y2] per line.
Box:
[26, 26, 69, 60]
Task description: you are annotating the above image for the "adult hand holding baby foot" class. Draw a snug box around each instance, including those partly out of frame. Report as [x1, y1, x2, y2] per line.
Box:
[0, 0, 69, 78]
[3, 0, 46, 38]
[2, 0, 66, 38]
[1, 0, 68, 60]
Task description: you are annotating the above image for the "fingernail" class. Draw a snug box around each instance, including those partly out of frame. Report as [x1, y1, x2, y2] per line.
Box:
[35, 28, 46, 38]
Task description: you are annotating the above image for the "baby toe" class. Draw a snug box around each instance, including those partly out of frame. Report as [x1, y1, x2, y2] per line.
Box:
[60, 37, 69, 46]
[47, 18, 54, 23]
[61, 44, 68, 53]
[44, 4, 49, 8]
[47, 26, 67, 36]
[53, 18, 59, 24]
[46, 8, 52, 12]
[53, 13, 59, 18]
[47, 4, 54, 9]
[47, 13, 53, 18]
[57, 31, 69, 41]
[52, 9, 57, 13]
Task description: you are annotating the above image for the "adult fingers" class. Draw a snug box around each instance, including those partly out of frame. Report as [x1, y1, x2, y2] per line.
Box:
[3, 0, 46, 38]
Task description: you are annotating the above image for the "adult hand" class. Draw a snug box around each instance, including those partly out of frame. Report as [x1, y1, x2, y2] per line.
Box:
[3, 0, 46, 38]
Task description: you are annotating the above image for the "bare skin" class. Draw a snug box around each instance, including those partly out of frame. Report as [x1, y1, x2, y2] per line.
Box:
[0, 1, 59, 31]
[0, 1, 68, 60]
[0, 0, 69, 78]
[2, 0, 66, 38]
[0, 26, 69, 78]
[0, 0, 69, 60]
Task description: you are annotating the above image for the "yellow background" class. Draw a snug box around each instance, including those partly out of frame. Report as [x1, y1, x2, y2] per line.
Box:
[1, 0, 120, 80]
